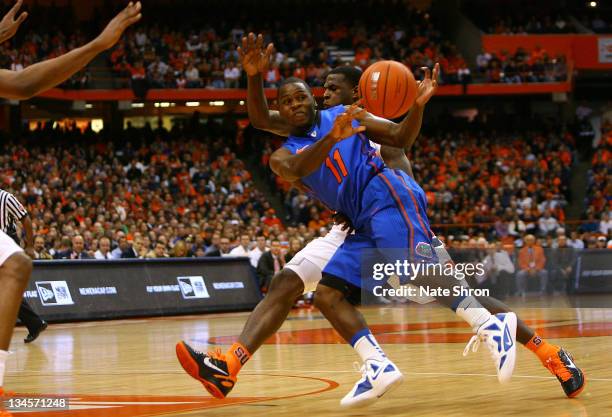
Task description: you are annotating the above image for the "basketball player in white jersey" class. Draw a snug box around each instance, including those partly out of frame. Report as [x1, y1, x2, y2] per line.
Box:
[0, 2, 142, 410]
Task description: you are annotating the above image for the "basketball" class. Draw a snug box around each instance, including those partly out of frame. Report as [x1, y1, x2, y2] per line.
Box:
[358, 60, 418, 119]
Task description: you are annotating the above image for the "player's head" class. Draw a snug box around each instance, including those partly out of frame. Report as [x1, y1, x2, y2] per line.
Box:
[277, 77, 316, 128]
[323, 65, 362, 108]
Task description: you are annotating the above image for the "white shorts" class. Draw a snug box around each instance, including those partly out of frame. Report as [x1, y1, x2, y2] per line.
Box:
[0, 230, 23, 266]
[285, 224, 347, 293]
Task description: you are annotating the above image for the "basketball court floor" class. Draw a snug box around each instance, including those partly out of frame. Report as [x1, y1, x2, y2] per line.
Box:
[5, 297, 611, 416]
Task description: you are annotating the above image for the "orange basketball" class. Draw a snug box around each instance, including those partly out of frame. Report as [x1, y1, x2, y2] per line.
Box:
[358, 60, 417, 119]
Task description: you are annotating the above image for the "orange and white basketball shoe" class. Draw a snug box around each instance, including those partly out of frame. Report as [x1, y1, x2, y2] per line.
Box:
[176, 341, 236, 399]
[544, 348, 585, 398]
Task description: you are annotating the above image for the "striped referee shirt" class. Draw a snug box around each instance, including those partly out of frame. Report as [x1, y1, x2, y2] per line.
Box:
[0, 189, 28, 241]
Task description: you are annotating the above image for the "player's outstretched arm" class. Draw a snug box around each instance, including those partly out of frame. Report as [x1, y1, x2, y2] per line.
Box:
[240, 32, 291, 136]
[270, 105, 365, 181]
[0, 0, 28, 44]
[0, 1, 141, 100]
[356, 64, 439, 149]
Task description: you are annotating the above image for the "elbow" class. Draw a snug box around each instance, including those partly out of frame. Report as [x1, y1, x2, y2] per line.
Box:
[270, 159, 299, 182]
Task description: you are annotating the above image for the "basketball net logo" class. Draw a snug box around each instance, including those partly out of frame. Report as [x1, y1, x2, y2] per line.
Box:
[370, 71, 381, 99]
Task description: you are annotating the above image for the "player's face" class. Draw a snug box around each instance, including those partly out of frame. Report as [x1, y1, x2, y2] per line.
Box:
[323, 74, 357, 108]
[278, 83, 316, 127]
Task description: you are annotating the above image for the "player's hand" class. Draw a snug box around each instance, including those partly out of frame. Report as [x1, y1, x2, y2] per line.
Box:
[415, 63, 439, 107]
[332, 212, 355, 234]
[93, 1, 142, 51]
[238, 33, 274, 77]
[329, 102, 366, 142]
[24, 245, 35, 259]
[0, 0, 28, 44]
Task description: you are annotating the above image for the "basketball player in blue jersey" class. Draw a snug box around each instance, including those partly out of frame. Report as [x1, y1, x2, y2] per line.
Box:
[176, 63, 430, 401]
[176, 33, 584, 406]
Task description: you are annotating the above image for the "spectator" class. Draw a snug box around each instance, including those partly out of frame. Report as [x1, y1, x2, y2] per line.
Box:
[94, 237, 113, 260]
[568, 231, 585, 249]
[224, 61, 241, 88]
[285, 238, 303, 263]
[206, 237, 232, 257]
[249, 235, 268, 268]
[549, 235, 575, 293]
[32, 236, 53, 260]
[146, 241, 169, 258]
[483, 242, 515, 298]
[257, 240, 284, 291]
[516, 234, 548, 296]
[62, 235, 91, 260]
[185, 63, 201, 88]
[229, 234, 251, 257]
[171, 240, 189, 257]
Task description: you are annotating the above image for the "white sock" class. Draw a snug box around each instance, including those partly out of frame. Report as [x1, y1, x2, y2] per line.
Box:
[0, 349, 8, 387]
[353, 333, 386, 362]
[455, 296, 492, 332]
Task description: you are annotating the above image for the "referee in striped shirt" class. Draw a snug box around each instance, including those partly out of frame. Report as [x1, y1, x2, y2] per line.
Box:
[0, 189, 47, 343]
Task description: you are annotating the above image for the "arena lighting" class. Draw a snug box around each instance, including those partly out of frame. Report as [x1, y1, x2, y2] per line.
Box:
[185, 101, 200, 107]
[131, 102, 145, 108]
[209, 101, 225, 106]
[239, 100, 245, 105]
[85, 103, 93, 109]
[154, 102, 175, 108]
[589, 1, 597, 6]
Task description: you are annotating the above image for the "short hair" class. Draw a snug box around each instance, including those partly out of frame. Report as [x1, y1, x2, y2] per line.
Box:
[278, 77, 311, 96]
[327, 65, 363, 88]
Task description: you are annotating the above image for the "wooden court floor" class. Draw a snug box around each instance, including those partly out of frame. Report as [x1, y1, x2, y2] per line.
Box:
[5, 299, 612, 417]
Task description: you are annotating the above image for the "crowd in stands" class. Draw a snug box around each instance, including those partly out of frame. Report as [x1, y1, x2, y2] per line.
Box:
[109, 0, 475, 91]
[466, 0, 610, 34]
[584, 104, 611, 236]
[0, 111, 608, 296]
[0, 1, 95, 89]
[464, 0, 580, 34]
[486, 14, 578, 34]
[579, 13, 610, 33]
[258, 111, 611, 252]
[476, 47, 568, 83]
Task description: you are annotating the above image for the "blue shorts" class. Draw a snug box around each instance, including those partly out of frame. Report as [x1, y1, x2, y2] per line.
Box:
[322, 169, 437, 289]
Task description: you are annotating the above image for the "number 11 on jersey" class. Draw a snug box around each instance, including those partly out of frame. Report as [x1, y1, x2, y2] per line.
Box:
[325, 149, 348, 184]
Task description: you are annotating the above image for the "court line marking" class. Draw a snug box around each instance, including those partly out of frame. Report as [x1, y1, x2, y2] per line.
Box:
[8, 369, 612, 382]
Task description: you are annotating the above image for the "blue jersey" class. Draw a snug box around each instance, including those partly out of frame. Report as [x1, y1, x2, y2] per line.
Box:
[282, 105, 385, 223]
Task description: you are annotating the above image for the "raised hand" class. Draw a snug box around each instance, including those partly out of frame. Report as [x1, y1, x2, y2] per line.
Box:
[93, 1, 142, 51]
[415, 63, 439, 107]
[0, 0, 28, 43]
[329, 102, 366, 142]
[238, 32, 274, 77]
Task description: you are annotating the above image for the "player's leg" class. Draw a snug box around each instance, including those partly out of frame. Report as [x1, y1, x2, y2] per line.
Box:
[176, 232, 340, 398]
[318, 236, 403, 408]
[369, 170, 517, 382]
[432, 238, 585, 397]
[476, 295, 585, 397]
[176, 268, 304, 398]
[0, 231, 33, 395]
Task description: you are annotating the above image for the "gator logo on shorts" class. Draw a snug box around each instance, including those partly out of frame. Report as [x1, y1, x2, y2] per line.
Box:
[415, 242, 434, 258]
